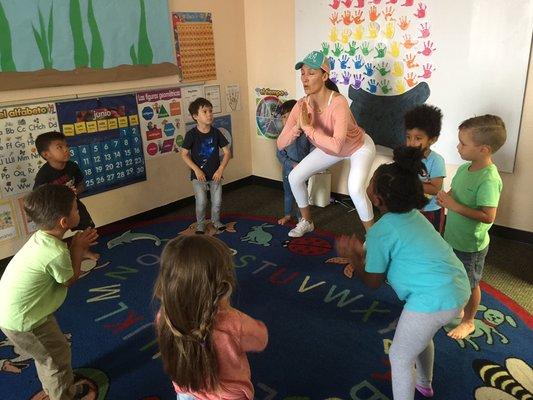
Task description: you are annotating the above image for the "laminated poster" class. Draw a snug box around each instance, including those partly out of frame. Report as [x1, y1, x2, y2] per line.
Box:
[172, 12, 216, 82]
[0, 200, 18, 243]
[17, 197, 37, 235]
[0, 102, 58, 197]
[255, 88, 288, 139]
[137, 88, 184, 159]
[56, 95, 146, 197]
[204, 85, 222, 114]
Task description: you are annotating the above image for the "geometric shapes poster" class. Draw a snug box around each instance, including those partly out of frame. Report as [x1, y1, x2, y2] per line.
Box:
[56, 95, 146, 197]
[172, 12, 216, 82]
[0, 102, 58, 197]
[136, 88, 184, 159]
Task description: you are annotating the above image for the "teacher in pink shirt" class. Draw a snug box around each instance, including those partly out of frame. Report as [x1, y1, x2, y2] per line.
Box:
[277, 50, 376, 237]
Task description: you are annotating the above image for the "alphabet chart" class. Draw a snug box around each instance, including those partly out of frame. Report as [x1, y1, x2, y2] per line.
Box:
[0, 102, 58, 198]
[56, 95, 146, 197]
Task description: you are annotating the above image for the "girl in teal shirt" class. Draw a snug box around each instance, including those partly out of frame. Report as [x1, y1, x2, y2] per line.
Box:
[337, 146, 470, 400]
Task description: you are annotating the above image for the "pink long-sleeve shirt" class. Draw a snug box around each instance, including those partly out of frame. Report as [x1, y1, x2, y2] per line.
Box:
[172, 307, 268, 400]
[277, 95, 365, 157]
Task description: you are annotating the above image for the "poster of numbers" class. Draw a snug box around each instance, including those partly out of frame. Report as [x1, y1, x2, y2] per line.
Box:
[56, 95, 146, 197]
[0, 102, 59, 198]
[136, 87, 185, 159]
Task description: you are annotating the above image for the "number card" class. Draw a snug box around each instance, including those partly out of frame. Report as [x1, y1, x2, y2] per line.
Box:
[56, 95, 146, 197]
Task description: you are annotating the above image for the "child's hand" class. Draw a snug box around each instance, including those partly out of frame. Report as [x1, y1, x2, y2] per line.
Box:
[71, 228, 99, 252]
[195, 169, 207, 182]
[212, 168, 223, 182]
[437, 189, 456, 210]
[335, 234, 364, 261]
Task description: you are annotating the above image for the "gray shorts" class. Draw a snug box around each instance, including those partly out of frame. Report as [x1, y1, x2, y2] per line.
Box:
[454, 246, 489, 288]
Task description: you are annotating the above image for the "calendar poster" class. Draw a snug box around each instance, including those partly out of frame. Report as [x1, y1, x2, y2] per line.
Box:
[0, 103, 58, 197]
[56, 95, 146, 197]
[136, 88, 184, 159]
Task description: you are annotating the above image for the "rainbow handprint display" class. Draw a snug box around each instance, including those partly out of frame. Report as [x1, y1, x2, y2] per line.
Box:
[323, 1, 435, 96]
[297, 0, 533, 171]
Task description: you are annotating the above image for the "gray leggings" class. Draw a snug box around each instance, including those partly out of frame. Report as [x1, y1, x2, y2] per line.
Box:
[389, 307, 460, 400]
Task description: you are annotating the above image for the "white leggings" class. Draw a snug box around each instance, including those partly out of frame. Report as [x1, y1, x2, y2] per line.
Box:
[288, 134, 376, 222]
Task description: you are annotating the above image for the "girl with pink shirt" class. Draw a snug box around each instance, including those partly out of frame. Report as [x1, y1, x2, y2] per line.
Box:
[277, 50, 376, 237]
[154, 235, 268, 400]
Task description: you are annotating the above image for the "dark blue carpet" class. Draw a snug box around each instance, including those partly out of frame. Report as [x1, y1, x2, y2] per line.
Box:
[1, 214, 532, 399]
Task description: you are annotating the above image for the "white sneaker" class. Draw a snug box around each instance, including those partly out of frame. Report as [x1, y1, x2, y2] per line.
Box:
[288, 219, 315, 237]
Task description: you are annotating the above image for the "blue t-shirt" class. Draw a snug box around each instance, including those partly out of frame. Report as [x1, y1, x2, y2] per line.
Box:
[182, 127, 229, 181]
[365, 210, 470, 312]
[421, 150, 446, 212]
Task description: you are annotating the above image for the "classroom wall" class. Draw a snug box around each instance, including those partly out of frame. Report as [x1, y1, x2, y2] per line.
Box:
[245, 0, 533, 233]
[0, 0, 252, 259]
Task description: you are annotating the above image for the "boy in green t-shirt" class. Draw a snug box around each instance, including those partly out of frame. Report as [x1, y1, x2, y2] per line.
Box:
[0, 184, 98, 399]
[437, 115, 506, 340]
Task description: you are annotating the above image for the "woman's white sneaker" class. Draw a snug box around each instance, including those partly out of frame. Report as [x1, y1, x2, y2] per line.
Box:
[288, 219, 314, 237]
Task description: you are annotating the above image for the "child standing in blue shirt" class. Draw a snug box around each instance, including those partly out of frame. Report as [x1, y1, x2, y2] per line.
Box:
[337, 146, 470, 400]
[276, 100, 312, 225]
[181, 98, 231, 234]
[405, 104, 447, 233]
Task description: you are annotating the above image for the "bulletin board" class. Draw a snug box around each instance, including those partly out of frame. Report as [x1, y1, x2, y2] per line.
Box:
[295, 0, 533, 173]
[0, 0, 177, 91]
[56, 95, 146, 197]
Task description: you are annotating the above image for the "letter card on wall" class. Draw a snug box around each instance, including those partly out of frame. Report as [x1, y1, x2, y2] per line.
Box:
[56, 95, 146, 197]
[0, 102, 59, 198]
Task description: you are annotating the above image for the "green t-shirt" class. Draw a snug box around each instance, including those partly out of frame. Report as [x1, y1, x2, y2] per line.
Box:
[0, 230, 73, 332]
[444, 163, 502, 252]
[365, 210, 471, 312]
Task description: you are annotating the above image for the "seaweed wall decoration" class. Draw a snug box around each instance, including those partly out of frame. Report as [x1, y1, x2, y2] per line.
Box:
[70, 0, 89, 68]
[32, 4, 54, 69]
[0, 1, 16, 71]
[87, 0, 104, 68]
[130, 0, 153, 65]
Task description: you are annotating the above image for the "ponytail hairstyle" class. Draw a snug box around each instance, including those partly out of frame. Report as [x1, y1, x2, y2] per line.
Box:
[373, 146, 429, 213]
[154, 235, 236, 391]
[325, 78, 340, 93]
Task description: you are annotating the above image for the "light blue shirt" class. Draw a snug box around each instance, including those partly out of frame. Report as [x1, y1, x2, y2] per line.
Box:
[421, 150, 446, 212]
[365, 210, 470, 312]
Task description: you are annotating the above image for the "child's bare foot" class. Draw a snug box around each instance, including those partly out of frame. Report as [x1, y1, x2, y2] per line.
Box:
[447, 321, 475, 339]
[277, 215, 291, 225]
[83, 250, 100, 261]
